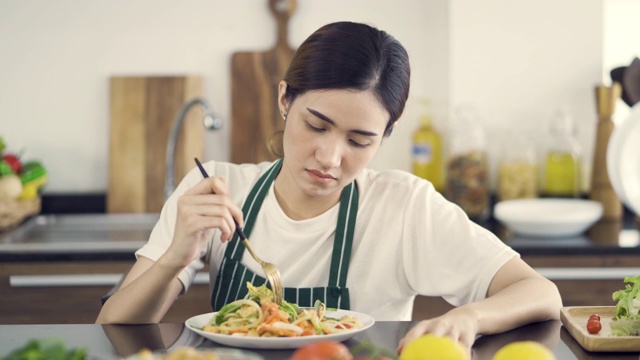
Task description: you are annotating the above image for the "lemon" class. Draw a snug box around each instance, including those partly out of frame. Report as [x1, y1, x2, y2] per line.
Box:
[399, 334, 469, 360]
[493, 341, 556, 360]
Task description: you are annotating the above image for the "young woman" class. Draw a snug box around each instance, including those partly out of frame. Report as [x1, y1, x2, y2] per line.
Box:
[97, 21, 562, 353]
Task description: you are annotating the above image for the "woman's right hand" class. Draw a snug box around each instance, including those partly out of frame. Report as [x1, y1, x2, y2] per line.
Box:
[163, 177, 244, 268]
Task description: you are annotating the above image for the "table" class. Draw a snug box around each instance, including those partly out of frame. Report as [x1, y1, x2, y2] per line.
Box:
[1, 321, 639, 360]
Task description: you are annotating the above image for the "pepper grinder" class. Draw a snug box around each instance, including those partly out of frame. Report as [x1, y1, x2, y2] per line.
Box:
[590, 82, 622, 219]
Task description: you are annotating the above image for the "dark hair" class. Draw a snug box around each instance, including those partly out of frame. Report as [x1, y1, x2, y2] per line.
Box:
[283, 21, 410, 137]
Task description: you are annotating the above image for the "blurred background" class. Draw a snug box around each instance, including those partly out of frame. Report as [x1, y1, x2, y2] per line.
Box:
[0, 0, 638, 195]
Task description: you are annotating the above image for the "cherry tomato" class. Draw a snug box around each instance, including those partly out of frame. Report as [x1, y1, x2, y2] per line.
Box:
[290, 341, 353, 360]
[587, 319, 602, 334]
[589, 314, 600, 321]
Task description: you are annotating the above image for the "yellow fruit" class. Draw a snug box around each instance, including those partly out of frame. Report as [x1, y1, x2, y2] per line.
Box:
[399, 334, 469, 360]
[18, 183, 39, 200]
[493, 341, 555, 360]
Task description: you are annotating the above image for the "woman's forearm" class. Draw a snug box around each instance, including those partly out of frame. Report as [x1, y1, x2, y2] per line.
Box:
[95, 256, 185, 324]
[463, 277, 562, 335]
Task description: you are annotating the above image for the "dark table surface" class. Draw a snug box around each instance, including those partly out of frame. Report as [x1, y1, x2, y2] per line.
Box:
[1, 321, 639, 360]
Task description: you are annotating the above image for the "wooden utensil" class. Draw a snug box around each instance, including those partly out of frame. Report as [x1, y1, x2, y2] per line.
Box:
[108, 76, 204, 213]
[590, 83, 623, 219]
[194, 157, 283, 305]
[230, 0, 296, 164]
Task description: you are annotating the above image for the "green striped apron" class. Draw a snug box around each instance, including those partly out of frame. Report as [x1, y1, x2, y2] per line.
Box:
[211, 158, 358, 311]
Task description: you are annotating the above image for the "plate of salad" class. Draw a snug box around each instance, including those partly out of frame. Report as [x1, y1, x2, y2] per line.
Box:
[185, 283, 375, 349]
[560, 275, 640, 352]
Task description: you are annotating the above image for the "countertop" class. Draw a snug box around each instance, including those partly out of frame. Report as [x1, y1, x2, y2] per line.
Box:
[1, 196, 639, 262]
[1, 320, 639, 359]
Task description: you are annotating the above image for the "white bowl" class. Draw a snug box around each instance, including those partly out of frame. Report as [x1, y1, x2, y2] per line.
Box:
[494, 198, 603, 238]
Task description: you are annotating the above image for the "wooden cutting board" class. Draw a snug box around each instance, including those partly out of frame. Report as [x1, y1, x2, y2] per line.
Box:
[108, 76, 204, 213]
[560, 306, 640, 352]
[230, 0, 297, 164]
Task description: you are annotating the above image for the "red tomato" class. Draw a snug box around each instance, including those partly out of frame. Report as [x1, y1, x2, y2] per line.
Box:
[589, 314, 600, 321]
[587, 319, 602, 334]
[2, 153, 21, 174]
[290, 341, 353, 360]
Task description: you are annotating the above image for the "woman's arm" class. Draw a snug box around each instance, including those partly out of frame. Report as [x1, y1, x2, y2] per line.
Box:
[398, 257, 562, 353]
[95, 256, 184, 324]
[96, 176, 245, 324]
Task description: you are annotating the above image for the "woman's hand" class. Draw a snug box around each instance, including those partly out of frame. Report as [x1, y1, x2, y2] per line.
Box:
[397, 306, 479, 357]
[163, 177, 244, 268]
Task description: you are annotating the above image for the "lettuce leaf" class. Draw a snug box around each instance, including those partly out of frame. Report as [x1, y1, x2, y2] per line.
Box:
[612, 275, 640, 320]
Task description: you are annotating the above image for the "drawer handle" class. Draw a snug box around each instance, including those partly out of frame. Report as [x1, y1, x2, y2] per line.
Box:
[10, 272, 209, 287]
[535, 267, 640, 280]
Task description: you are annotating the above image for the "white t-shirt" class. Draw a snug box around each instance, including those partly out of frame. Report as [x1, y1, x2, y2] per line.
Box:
[136, 160, 518, 321]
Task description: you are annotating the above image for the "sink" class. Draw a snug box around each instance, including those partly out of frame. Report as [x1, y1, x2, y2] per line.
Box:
[0, 213, 159, 253]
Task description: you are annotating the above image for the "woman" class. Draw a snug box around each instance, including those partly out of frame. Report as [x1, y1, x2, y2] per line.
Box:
[96, 21, 562, 353]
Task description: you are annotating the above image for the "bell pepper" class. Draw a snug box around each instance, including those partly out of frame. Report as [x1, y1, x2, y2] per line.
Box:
[20, 161, 47, 185]
[18, 161, 47, 200]
[2, 153, 22, 174]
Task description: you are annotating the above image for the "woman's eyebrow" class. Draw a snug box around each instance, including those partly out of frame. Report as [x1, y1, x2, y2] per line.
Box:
[306, 107, 379, 137]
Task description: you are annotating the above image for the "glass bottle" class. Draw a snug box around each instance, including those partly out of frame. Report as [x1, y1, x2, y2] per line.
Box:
[445, 106, 489, 221]
[412, 102, 444, 192]
[542, 107, 582, 197]
[497, 131, 538, 201]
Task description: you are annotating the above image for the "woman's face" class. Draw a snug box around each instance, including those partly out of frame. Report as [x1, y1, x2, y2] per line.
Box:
[277, 82, 389, 201]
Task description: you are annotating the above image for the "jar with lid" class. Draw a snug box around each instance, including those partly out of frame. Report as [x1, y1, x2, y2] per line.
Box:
[497, 130, 538, 201]
[444, 106, 489, 221]
[542, 107, 582, 197]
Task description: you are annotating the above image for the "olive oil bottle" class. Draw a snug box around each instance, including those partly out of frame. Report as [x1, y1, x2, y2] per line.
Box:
[542, 107, 581, 197]
[412, 105, 443, 191]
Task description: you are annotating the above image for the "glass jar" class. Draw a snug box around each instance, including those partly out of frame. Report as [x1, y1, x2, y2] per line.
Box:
[542, 107, 582, 197]
[445, 106, 489, 221]
[497, 131, 539, 201]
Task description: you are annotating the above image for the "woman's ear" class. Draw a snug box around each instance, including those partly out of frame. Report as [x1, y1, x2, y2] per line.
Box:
[277, 80, 289, 117]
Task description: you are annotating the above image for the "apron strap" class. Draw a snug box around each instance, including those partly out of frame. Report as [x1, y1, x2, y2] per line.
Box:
[328, 182, 358, 288]
[225, 158, 283, 260]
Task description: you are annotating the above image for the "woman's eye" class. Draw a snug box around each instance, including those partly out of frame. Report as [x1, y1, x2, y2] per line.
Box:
[349, 139, 369, 148]
[306, 122, 325, 132]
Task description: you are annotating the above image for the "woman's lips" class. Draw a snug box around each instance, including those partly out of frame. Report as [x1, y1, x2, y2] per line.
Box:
[307, 169, 336, 184]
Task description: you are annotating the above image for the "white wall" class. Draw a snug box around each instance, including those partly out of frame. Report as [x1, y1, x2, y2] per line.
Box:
[0, 0, 446, 192]
[1, 0, 637, 194]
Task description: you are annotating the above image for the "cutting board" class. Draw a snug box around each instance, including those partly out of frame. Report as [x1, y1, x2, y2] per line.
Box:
[560, 306, 640, 352]
[230, 0, 297, 164]
[108, 76, 204, 213]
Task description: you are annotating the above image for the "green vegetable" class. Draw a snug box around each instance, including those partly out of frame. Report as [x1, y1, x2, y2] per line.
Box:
[0, 136, 5, 153]
[20, 161, 47, 185]
[1, 338, 87, 360]
[215, 302, 243, 325]
[612, 275, 640, 320]
[0, 160, 14, 176]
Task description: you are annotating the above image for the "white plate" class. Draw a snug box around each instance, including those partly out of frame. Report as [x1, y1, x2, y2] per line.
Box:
[494, 198, 603, 237]
[607, 103, 640, 216]
[185, 309, 375, 350]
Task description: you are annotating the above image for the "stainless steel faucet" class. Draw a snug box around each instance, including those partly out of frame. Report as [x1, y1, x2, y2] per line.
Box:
[165, 98, 222, 201]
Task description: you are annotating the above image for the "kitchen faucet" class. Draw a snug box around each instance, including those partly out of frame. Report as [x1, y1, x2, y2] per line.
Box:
[165, 98, 222, 201]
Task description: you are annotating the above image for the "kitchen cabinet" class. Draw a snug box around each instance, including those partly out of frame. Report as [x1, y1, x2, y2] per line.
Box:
[521, 253, 640, 307]
[0, 260, 211, 324]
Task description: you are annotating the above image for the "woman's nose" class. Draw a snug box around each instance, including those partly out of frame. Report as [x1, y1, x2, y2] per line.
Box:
[315, 142, 342, 169]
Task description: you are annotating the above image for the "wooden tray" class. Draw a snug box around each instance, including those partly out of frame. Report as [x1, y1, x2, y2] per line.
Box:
[560, 306, 640, 352]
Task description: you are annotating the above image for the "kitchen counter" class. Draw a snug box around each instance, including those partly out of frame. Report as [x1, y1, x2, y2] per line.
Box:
[1, 319, 639, 359]
[1, 208, 638, 262]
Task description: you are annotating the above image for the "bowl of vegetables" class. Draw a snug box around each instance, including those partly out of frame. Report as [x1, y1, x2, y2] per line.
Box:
[0, 136, 47, 230]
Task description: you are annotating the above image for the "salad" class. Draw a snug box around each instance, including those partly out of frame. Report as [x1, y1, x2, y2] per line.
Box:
[203, 282, 362, 337]
[611, 275, 640, 336]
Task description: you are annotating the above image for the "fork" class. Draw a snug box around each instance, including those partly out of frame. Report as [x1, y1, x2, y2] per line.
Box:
[193, 157, 283, 305]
